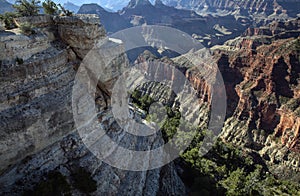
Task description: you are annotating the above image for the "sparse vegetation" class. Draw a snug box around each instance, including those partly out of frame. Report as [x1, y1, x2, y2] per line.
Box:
[0, 0, 73, 31]
[130, 85, 300, 195]
[130, 89, 182, 142]
[25, 168, 97, 195]
[293, 37, 300, 52]
[253, 89, 264, 98]
[279, 95, 290, 105]
[283, 98, 300, 112]
[181, 135, 300, 195]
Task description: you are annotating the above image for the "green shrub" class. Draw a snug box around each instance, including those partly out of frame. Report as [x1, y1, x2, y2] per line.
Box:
[42, 0, 59, 15]
[0, 12, 18, 29]
[13, 0, 41, 17]
[19, 22, 36, 35]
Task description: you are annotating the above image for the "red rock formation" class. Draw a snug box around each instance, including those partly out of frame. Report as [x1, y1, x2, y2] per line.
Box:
[217, 36, 300, 152]
[276, 110, 300, 151]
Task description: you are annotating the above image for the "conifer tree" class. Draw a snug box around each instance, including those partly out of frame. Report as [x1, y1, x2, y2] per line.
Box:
[13, 0, 41, 17]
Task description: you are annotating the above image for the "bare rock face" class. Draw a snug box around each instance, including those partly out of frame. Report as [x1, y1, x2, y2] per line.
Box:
[54, 14, 106, 59]
[0, 34, 72, 174]
[0, 33, 51, 62]
[14, 15, 54, 28]
[243, 18, 300, 39]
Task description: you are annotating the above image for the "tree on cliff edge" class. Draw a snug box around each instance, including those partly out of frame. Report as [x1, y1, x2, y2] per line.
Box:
[13, 0, 41, 17]
[42, 0, 58, 15]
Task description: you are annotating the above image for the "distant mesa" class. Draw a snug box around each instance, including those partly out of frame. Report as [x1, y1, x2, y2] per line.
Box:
[78, 3, 131, 33]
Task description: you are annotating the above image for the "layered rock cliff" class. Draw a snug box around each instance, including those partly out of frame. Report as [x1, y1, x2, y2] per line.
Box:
[0, 14, 187, 195]
[0, 14, 103, 174]
[211, 21, 300, 180]
[162, 0, 300, 17]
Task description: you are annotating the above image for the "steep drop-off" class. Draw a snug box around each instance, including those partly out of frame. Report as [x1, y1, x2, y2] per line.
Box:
[0, 14, 187, 195]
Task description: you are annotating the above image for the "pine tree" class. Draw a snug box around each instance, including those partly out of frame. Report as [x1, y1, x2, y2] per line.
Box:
[57, 4, 73, 16]
[13, 0, 40, 17]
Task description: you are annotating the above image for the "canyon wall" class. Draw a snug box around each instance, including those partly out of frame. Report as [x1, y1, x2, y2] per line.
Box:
[162, 0, 299, 17]
[0, 14, 187, 195]
[212, 21, 300, 180]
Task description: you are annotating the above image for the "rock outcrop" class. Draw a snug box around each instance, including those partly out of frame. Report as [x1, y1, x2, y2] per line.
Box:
[0, 32, 50, 62]
[54, 14, 106, 59]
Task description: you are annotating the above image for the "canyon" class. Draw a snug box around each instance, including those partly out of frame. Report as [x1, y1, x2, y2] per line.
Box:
[162, 0, 300, 17]
[0, 0, 299, 195]
[78, 0, 251, 47]
[0, 14, 188, 195]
